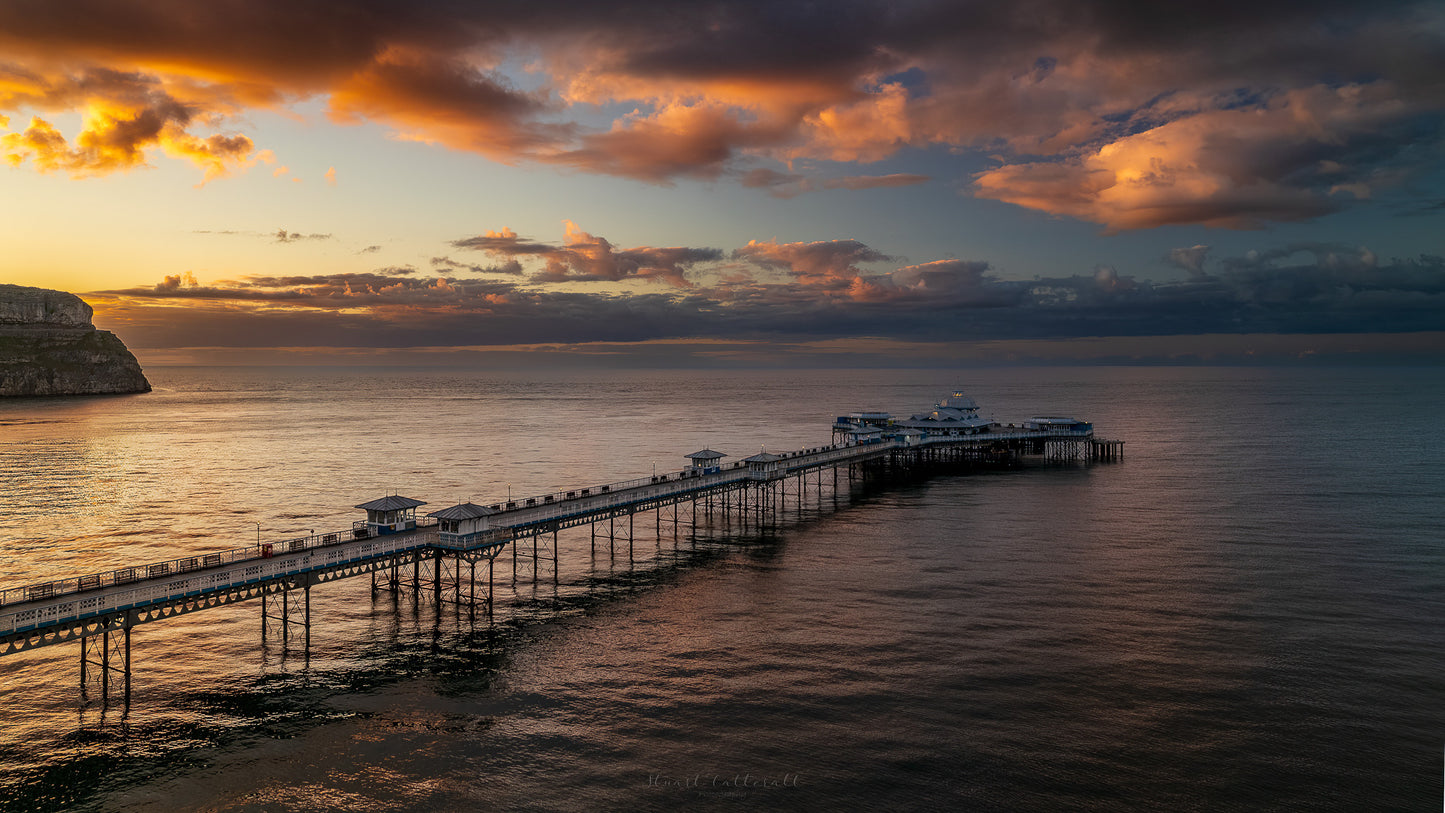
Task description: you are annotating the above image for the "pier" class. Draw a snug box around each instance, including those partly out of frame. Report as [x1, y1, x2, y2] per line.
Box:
[0, 392, 1121, 705]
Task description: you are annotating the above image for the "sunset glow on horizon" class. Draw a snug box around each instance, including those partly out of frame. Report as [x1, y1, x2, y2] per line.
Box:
[3, 1, 1443, 364]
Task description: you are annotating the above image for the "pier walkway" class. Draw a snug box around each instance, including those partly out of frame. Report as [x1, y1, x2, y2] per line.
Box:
[0, 395, 1122, 705]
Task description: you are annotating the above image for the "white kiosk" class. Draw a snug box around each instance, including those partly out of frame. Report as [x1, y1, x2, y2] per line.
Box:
[685, 449, 727, 474]
[354, 495, 427, 537]
[427, 502, 497, 548]
[742, 451, 785, 480]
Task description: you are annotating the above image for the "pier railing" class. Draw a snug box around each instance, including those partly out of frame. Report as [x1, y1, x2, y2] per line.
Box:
[1, 428, 1101, 609]
[493, 443, 867, 514]
[0, 519, 438, 609]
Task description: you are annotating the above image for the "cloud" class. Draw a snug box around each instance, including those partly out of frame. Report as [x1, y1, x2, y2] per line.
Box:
[0, 2, 1436, 226]
[0, 69, 254, 180]
[890, 259, 992, 293]
[451, 226, 565, 257]
[741, 169, 930, 198]
[325, 51, 566, 160]
[274, 228, 332, 243]
[543, 101, 791, 184]
[1165, 245, 1212, 277]
[733, 238, 893, 286]
[973, 81, 1444, 230]
[824, 173, 929, 191]
[156, 271, 201, 291]
[431, 255, 524, 276]
[89, 226, 1445, 355]
[741, 168, 811, 199]
[454, 222, 722, 287]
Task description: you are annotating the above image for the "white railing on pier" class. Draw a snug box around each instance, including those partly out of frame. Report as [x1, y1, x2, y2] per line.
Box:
[0, 520, 438, 609]
[1, 529, 447, 638]
[0, 425, 1096, 612]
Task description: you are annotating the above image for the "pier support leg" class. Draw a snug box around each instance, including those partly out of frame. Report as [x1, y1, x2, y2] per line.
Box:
[100, 630, 109, 704]
[124, 625, 132, 703]
[262, 579, 311, 655]
[304, 582, 311, 654]
[81, 616, 132, 707]
[434, 550, 443, 606]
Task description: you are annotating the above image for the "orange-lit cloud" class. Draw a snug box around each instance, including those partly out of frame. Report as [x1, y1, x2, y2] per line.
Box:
[973, 84, 1419, 230]
[544, 102, 789, 183]
[0, 68, 255, 179]
[325, 50, 565, 160]
[733, 238, 892, 286]
[0, 2, 1439, 228]
[453, 222, 721, 287]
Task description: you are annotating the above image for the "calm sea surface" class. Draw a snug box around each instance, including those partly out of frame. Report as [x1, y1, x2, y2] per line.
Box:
[0, 366, 1440, 811]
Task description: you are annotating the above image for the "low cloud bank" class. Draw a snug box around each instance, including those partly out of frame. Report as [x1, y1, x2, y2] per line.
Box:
[91, 228, 1445, 358]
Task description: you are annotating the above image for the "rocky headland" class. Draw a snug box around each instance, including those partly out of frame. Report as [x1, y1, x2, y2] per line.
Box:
[0, 284, 151, 397]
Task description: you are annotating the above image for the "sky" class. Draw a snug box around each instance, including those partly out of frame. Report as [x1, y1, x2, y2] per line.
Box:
[2, 0, 1443, 366]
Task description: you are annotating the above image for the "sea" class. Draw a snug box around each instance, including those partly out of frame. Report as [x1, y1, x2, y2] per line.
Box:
[0, 366, 1440, 812]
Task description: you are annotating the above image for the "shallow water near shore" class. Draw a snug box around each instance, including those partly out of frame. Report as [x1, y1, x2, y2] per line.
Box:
[1, 366, 1441, 811]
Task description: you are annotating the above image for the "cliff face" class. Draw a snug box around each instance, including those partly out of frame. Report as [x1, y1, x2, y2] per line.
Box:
[0, 284, 151, 397]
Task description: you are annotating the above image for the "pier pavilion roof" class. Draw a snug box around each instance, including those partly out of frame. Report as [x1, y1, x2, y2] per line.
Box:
[686, 449, 727, 460]
[355, 495, 427, 512]
[938, 392, 979, 410]
[427, 502, 496, 520]
[910, 407, 988, 422]
[742, 452, 784, 463]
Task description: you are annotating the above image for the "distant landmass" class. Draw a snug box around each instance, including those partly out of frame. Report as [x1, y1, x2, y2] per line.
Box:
[0, 284, 151, 397]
